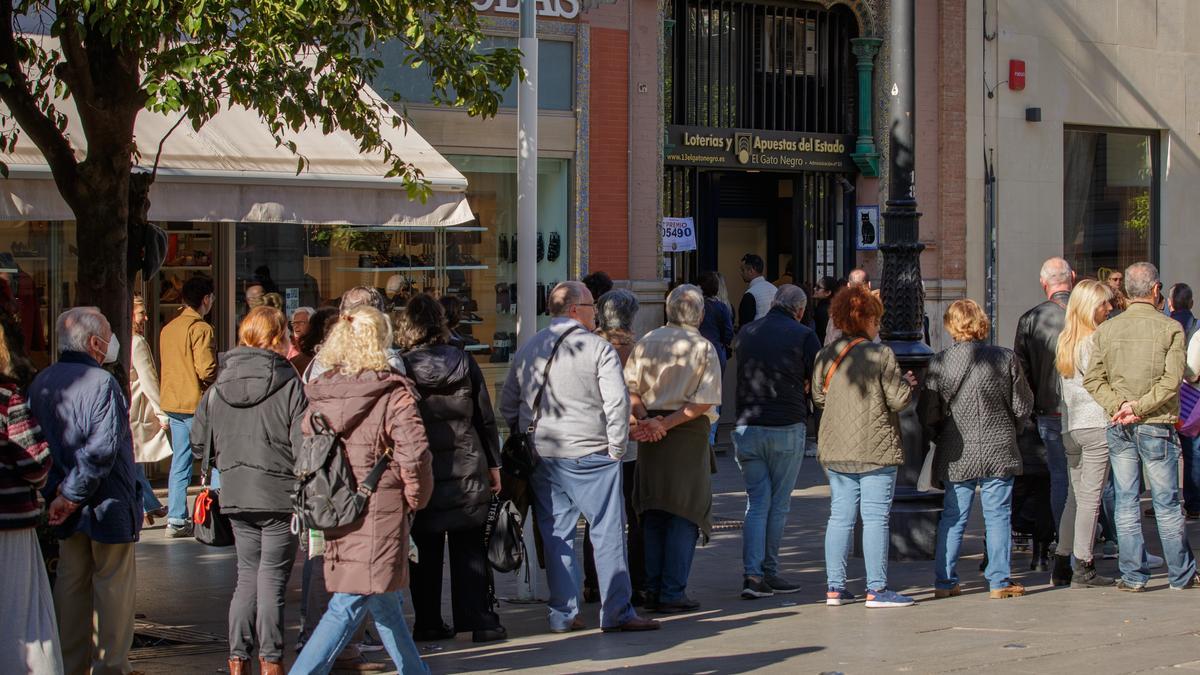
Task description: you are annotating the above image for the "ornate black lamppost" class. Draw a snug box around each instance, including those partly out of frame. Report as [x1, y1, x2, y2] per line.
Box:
[879, 0, 939, 559]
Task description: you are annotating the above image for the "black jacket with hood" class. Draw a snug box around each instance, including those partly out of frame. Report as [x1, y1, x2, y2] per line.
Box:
[401, 343, 501, 533]
[191, 347, 307, 514]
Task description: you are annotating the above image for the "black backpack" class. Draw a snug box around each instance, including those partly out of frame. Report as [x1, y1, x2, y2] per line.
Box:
[483, 496, 525, 573]
[293, 412, 392, 531]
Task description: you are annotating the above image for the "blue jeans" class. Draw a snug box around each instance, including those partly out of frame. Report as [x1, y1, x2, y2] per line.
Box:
[733, 423, 805, 578]
[530, 452, 636, 631]
[934, 477, 1015, 591]
[708, 405, 721, 446]
[1036, 416, 1070, 536]
[1181, 434, 1200, 514]
[291, 591, 427, 675]
[824, 467, 897, 592]
[1108, 424, 1197, 588]
[135, 465, 164, 514]
[642, 509, 699, 603]
[167, 412, 217, 526]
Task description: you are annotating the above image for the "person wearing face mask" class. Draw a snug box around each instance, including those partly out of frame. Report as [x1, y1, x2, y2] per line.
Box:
[190, 307, 307, 675]
[29, 307, 142, 675]
[159, 275, 218, 538]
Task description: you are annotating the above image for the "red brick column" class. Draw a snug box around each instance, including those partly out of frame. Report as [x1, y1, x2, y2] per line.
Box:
[588, 26, 630, 279]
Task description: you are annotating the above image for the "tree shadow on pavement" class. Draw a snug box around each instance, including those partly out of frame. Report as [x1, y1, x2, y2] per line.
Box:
[569, 646, 825, 674]
[424, 609, 814, 672]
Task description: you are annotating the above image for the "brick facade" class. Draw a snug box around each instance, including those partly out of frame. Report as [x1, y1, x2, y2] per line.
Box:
[586, 26, 630, 280]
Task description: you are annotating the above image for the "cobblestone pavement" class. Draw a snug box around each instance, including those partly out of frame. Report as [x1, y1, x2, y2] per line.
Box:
[132, 448, 1200, 674]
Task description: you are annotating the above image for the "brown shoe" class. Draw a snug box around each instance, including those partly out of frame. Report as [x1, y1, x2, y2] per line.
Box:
[259, 657, 285, 675]
[227, 658, 248, 675]
[933, 585, 962, 599]
[601, 615, 661, 633]
[989, 582, 1026, 599]
[550, 616, 586, 634]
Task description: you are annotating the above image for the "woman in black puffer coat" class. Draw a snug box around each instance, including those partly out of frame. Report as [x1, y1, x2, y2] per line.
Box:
[191, 306, 307, 675]
[398, 294, 505, 644]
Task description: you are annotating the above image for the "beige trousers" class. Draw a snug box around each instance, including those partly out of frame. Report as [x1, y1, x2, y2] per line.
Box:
[54, 532, 136, 675]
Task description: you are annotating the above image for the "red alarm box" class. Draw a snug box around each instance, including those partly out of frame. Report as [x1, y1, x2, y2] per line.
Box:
[1009, 60, 1026, 91]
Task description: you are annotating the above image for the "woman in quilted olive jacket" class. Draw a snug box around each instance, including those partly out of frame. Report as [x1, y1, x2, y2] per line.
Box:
[812, 285, 917, 609]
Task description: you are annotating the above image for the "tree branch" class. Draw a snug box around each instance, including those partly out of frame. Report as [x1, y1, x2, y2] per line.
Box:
[0, 0, 80, 199]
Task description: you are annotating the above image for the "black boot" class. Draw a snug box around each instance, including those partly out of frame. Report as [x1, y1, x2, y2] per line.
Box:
[1051, 554, 1073, 586]
[1070, 559, 1114, 588]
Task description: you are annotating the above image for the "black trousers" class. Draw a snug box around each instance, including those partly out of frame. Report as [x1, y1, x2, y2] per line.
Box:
[584, 460, 645, 592]
[228, 513, 298, 662]
[409, 525, 502, 633]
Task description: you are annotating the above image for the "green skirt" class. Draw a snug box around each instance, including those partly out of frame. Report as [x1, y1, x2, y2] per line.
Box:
[633, 414, 714, 540]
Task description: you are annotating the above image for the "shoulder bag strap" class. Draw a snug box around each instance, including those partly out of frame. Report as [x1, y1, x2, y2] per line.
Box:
[199, 396, 215, 488]
[822, 338, 867, 394]
[527, 325, 582, 434]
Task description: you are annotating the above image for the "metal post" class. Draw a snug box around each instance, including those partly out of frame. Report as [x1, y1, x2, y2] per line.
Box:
[517, 0, 538, 352]
[513, 0, 544, 601]
[878, 0, 939, 561]
[849, 37, 882, 177]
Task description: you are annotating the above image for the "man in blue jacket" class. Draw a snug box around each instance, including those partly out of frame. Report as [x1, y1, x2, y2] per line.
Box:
[731, 285, 821, 599]
[31, 306, 141, 675]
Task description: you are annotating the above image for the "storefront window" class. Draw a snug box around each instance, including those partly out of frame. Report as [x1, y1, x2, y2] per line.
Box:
[372, 37, 574, 111]
[231, 156, 572, 401]
[0, 221, 54, 369]
[1063, 127, 1158, 278]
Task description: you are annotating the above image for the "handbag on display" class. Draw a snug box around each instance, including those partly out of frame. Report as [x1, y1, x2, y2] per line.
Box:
[193, 416, 234, 547]
[483, 495, 525, 574]
[500, 325, 580, 480]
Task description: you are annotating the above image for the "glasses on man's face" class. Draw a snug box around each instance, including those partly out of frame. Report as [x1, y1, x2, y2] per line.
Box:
[289, 321, 308, 327]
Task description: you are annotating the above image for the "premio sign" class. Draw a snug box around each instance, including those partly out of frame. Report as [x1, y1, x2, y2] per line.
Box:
[666, 125, 855, 173]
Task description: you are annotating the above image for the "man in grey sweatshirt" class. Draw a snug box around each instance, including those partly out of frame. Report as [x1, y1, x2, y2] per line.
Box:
[500, 281, 659, 635]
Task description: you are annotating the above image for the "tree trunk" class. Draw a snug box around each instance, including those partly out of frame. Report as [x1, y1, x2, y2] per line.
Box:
[73, 182, 131, 388]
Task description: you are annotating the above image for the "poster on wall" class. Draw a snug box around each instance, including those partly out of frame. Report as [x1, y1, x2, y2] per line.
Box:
[661, 217, 697, 252]
[855, 206, 880, 251]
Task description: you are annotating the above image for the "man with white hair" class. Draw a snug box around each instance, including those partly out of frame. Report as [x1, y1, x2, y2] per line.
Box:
[1013, 256, 1075, 584]
[731, 284, 821, 599]
[500, 281, 659, 634]
[30, 307, 141, 674]
[625, 284, 723, 613]
[1084, 262, 1198, 591]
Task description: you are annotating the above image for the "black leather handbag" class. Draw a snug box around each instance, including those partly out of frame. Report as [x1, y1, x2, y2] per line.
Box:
[193, 410, 234, 547]
[500, 325, 580, 480]
[483, 495, 525, 573]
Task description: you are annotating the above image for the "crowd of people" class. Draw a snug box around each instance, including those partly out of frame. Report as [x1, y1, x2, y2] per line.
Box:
[0, 254, 1197, 674]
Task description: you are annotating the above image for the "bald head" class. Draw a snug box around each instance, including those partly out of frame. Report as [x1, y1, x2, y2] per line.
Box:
[848, 269, 870, 289]
[548, 281, 589, 317]
[1039, 257, 1074, 295]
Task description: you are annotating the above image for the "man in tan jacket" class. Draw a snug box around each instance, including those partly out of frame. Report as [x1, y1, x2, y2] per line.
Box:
[160, 276, 217, 537]
[1084, 262, 1198, 591]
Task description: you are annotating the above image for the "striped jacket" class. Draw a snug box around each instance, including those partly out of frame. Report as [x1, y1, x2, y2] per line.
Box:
[0, 382, 51, 530]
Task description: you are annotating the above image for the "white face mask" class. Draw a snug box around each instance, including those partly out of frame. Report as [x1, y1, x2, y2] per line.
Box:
[102, 335, 119, 364]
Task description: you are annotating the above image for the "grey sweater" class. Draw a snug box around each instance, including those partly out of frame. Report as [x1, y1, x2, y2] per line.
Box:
[500, 318, 631, 459]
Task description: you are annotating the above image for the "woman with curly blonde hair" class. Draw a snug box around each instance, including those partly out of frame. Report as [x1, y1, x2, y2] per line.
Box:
[1054, 279, 1118, 587]
[293, 305, 435, 674]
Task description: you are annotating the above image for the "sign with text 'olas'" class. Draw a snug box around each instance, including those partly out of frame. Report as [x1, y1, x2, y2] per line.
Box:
[661, 217, 697, 252]
[665, 125, 855, 173]
[472, 0, 581, 19]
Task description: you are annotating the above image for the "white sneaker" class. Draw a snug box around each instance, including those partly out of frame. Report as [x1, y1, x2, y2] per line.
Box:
[1147, 552, 1164, 569]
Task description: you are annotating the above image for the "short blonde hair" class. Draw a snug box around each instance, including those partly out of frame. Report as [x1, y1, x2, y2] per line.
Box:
[239, 306, 288, 351]
[315, 306, 392, 374]
[944, 299, 990, 342]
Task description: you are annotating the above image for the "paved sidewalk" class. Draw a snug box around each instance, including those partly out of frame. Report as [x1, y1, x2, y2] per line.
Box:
[132, 451, 1200, 674]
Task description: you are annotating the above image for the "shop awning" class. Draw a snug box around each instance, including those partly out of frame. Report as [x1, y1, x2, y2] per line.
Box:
[0, 88, 473, 227]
